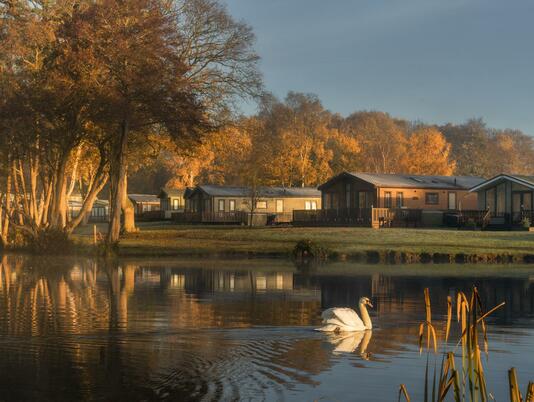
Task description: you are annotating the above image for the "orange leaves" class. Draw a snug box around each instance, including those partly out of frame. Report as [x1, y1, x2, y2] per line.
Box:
[403, 127, 455, 176]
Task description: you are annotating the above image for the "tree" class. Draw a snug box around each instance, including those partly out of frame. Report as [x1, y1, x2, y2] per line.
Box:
[0, 0, 109, 241]
[342, 111, 407, 173]
[58, 0, 208, 244]
[440, 119, 494, 177]
[402, 127, 455, 175]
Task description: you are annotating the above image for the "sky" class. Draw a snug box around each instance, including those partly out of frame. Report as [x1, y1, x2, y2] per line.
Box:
[224, 0, 534, 135]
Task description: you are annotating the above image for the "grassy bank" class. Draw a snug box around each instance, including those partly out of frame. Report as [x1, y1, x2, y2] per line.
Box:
[72, 222, 534, 262]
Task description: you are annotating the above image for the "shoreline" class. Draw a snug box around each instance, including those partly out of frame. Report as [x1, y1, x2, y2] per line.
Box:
[6, 223, 534, 264]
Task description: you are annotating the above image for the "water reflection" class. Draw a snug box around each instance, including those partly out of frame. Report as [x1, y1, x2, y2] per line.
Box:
[0, 255, 533, 401]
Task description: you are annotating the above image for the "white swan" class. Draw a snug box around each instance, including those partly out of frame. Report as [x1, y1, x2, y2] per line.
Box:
[316, 297, 373, 332]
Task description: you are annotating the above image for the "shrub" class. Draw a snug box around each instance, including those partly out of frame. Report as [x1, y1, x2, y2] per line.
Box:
[24, 228, 74, 255]
[292, 239, 329, 262]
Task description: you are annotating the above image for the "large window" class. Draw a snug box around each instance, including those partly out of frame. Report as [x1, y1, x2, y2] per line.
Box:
[384, 191, 392, 208]
[396, 192, 404, 208]
[345, 183, 351, 208]
[305, 201, 317, 210]
[172, 198, 180, 210]
[218, 199, 225, 212]
[425, 192, 439, 205]
[256, 201, 267, 209]
[229, 200, 236, 211]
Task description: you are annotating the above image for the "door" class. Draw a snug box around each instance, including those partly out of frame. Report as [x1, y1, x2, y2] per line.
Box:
[448, 192, 456, 210]
[276, 199, 284, 213]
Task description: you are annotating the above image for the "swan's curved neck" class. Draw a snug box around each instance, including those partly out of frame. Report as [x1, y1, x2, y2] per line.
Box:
[359, 303, 372, 329]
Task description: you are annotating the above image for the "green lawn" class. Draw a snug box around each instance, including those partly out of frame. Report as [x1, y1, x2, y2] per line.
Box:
[73, 222, 534, 258]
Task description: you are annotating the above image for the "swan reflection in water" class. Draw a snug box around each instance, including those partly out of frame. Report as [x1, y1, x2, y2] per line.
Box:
[324, 330, 373, 359]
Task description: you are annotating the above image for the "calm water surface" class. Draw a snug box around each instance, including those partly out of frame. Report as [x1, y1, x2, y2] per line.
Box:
[0, 255, 533, 401]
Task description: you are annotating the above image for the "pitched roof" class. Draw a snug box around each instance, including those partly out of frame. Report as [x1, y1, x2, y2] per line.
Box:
[319, 172, 485, 190]
[158, 188, 185, 198]
[469, 174, 534, 192]
[190, 185, 321, 198]
[128, 194, 160, 203]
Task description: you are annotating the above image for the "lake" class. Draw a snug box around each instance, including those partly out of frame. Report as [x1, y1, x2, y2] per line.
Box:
[0, 255, 533, 401]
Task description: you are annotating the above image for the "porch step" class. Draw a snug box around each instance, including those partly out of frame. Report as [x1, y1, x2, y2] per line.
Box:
[484, 224, 509, 231]
[489, 217, 505, 225]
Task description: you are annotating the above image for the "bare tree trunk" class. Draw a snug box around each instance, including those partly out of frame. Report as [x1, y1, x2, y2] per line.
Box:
[66, 167, 108, 234]
[107, 120, 129, 244]
[121, 171, 137, 233]
[49, 154, 69, 230]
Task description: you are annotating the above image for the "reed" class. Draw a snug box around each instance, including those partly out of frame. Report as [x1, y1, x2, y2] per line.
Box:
[399, 287, 533, 402]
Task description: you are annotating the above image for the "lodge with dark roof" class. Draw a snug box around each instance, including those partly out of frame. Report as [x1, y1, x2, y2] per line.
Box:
[180, 184, 321, 225]
[318, 172, 485, 211]
[469, 174, 534, 227]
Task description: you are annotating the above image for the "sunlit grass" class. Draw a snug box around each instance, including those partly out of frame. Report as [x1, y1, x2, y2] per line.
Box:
[73, 223, 534, 257]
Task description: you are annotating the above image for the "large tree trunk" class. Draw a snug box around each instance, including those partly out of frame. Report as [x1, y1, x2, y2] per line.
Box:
[120, 171, 137, 233]
[107, 120, 129, 244]
[48, 154, 69, 229]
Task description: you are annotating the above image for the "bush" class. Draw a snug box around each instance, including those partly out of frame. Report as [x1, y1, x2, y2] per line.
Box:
[25, 228, 74, 255]
[292, 239, 329, 262]
[521, 217, 531, 229]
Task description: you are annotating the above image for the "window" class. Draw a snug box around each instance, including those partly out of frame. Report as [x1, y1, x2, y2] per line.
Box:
[345, 183, 351, 208]
[396, 192, 404, 208]
[172, 198, 180, 210]
[425, 192, 439, 205]
[218, 199, 225, 212]
[276, 199, 284, 213]
[229, 200, 236, 211]
[384, 191, 392, 208]
[305, 201, 317, 210]
[486, 188, 495, 212]
[256, 201, 267, 209]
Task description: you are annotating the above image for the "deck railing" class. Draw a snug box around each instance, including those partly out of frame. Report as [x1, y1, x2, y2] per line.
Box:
[293, 207, 423, 228]
[292, 208, 373, 226]
[172, 211, 249, 224]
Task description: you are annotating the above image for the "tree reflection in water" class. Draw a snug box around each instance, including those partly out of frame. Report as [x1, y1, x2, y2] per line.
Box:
[0, 255, 533, 401]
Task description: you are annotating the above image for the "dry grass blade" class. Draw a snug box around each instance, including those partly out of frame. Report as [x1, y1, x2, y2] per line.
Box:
[398, 384, 411, 402]
[448, 353, 461, 402]
[419, 322, 425, 354]
[446, 295, 452, 343]
[526, 382, 534, 402]
[475, 345, 488, 402]
[509, 368, 523, 402]
[428, 323, 438, 353]
[425, 288, 432, 323]
[480, 317, 489, 356]
[477, 302, 506, 324]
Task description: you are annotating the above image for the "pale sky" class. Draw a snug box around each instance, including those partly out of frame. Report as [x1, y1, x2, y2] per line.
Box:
[224, 0, 534, 135]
